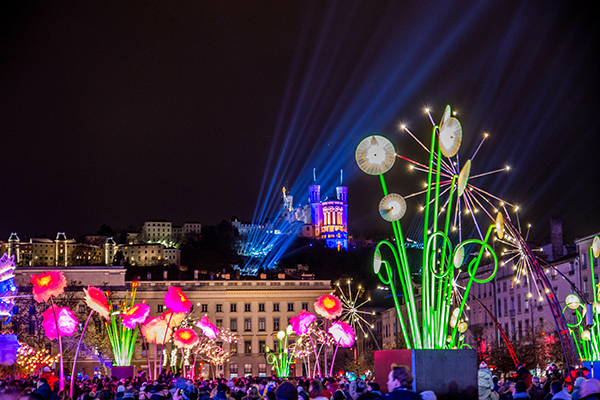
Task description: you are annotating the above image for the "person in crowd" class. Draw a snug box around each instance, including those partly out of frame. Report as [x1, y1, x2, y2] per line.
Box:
[479, 362, 497, 400]
[383, 365, 420, 400]
[309, 381, 328, 400]
[367, 383, 381, 398]
[528, 377, 541, 400]
[33, 378, 59, 400]
[513, 381, 530, 399]
[276, 382, 299, 400]
[572, 377, 587, 400]
[542, 381, 570, 400]
[579, 378, 600, 400]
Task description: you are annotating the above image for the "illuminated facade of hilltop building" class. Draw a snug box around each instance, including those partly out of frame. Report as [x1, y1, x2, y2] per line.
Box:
[309, 183, 348, 250]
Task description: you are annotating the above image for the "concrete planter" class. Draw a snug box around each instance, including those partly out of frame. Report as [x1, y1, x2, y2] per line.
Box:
[374, 349, 478, 399]
[111, 365, 135, 380]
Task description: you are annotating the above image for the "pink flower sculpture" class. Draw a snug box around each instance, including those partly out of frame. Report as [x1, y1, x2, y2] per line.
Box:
[142, 316, 172, 344]
[30, 271, 67, 303]
[161, 310, 186, 329]
[195, 316, 219, 339]
[164, 287, 193, 314]
[83, 286, 110, 319]
[121, 303, 151, 329]
[314, 294, 343, 320]
[173, 328, 199, 349]
[290, 310, 316, 335]
[328, 321, 355, 347]
[42, 306, 79, 340]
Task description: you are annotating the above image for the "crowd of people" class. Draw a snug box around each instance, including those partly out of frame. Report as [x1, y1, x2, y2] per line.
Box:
[478, 362, 600, 400]
[2, 362, 600, 400]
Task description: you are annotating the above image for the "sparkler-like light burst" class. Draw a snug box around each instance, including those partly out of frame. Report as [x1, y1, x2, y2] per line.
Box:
[335, 279, 380, 350]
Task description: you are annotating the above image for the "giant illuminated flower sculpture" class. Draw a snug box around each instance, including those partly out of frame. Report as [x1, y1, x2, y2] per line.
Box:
[161, 310, 186, 329]
[164, 287, 192, 314]
[83, 286, 110, 319]
[142, 316, 172, 344]
[314, 294, 343, 320]
[290, 310, 316, 335]
[195, 316, 219, 339]
[328, 321, 355, 347]
[30, 271, 67, 303]
[173, 328, 199, 349]
[42, 307, 78, 340]
[122, 303, 151, 329]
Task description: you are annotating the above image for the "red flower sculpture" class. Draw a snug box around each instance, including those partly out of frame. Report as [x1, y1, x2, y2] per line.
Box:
[195, 316, 219, 339]
[173, 328, 199, 349]
[328, 321, 355, 347]
[42, 306, 79, 340]
[121, 303, 151, 329]
[164, 287, 192, 314]
[83, 286, 110, 319]
[141, 316, 172, 344]
[314, 294, 343, 320]
[30, 271, 67, 303]
[290, 310, 316, 335]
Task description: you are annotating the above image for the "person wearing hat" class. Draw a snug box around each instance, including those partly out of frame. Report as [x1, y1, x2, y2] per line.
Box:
[579, 378, 600, 400]
[478, 362, 498, 400]
[211, 383, 230, 400]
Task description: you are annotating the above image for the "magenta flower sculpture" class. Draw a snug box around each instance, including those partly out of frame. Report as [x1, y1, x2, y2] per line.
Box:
[122, 303, 151, 329]
[290, 310, 316, 335]
[314, 294, 343, 320]
[328, 320, 355, 376]
[164, 287, 193, 313]
[195, 315, 219, 339]
[42, 306, 78, 340]
[328, 321, 355, 347]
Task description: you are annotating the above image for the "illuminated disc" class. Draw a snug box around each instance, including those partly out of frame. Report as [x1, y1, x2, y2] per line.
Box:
[582, 330, 591, 341]
[458, 321, 468, 333]
[356, 136, 396, 175]
[452, 307, 460, 318]
[457, 159, 471, 197]
[453, 247, 465, 268]
[496, 213, 504, 240]
[593, 236, 600, 258]
[439, 105, 452, 128]
[566, 294, 580, 310]
[439, 117, 462, 157]
[449, 316, 457, 328]
[374, 249, 382, 274]
[379, 194, 407, 222]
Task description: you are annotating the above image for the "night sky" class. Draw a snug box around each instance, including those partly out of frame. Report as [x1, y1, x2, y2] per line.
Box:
[1, 1, 598, 244]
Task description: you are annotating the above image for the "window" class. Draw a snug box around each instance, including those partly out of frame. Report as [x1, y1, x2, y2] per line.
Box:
[29, 321, 35, 335]
[273, 303, 280, 312]
[231, 303, 237, 312]
[259, 303, 265, 312]
[498, 300, 501, 316]
[259, 318, 265, 331]
[78, 304, 85, 313]
[216, 319, 223, 327]
[230, 364, 238, 375]
[245, 318, 251, 332]
[302, 302, 309, 310]
[517, 294, 521, 313]
[230, 343, 238, 355]
[503, 299, 508, 316]
[244, 363, 252, 376]
[273, 317, 280, 331]
[29, 306, 35, 314]
[158, 305, 164, 313]
[230, 318, 237, 332]
[244, 340, 252, 354]
[216, 304, 223, 312]
[258, 363, 267, 376]
[13, 306, 18, 314]
[287, 302, 294, 312]
[245, 303, 251, 312]
[201, 304, 208, 313]
[503, 282, 507, 292]
[259, 340, 266, 354]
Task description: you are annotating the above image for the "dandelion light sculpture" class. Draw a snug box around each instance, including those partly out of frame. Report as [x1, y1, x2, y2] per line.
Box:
[357, 105, 500, 350]
[266, 326, 294, 377]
